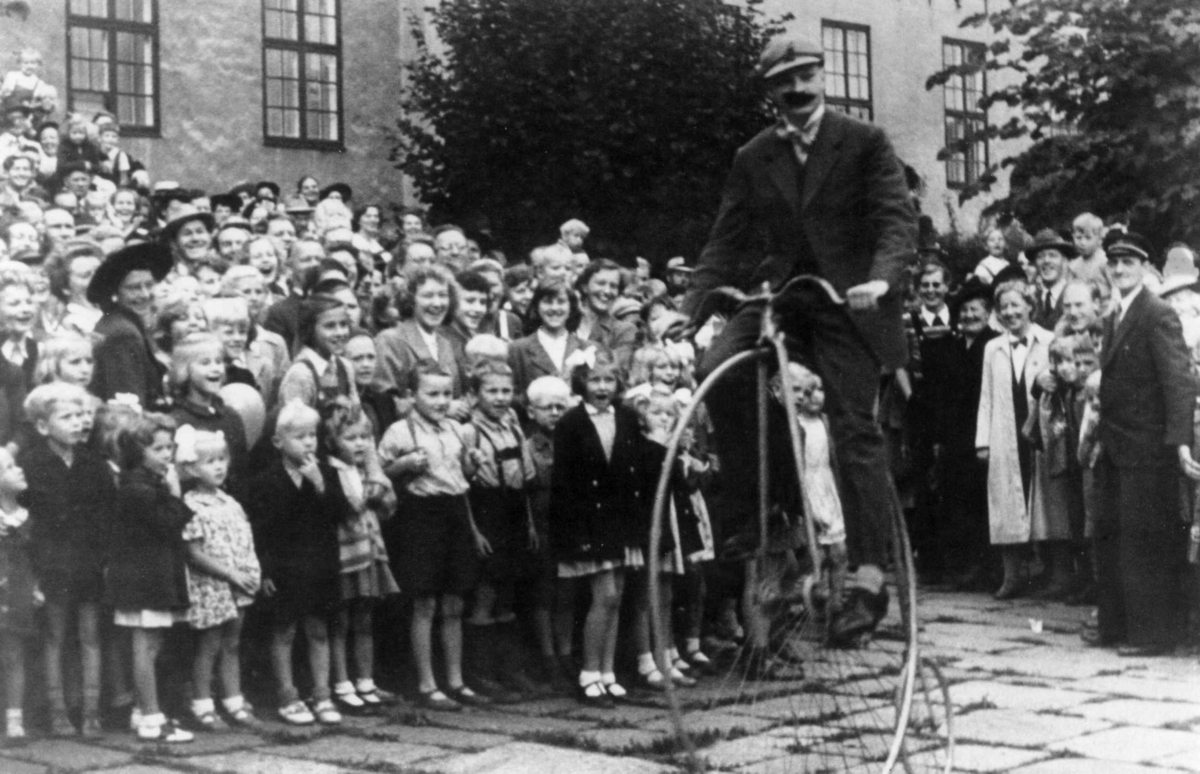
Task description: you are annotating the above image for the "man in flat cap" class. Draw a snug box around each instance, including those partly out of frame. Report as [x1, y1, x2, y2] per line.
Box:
[682, 33, 916, 646]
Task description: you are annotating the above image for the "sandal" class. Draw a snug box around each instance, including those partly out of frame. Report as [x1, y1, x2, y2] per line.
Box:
[637, 668, 668, 692]
[668, 666, 697, 687]
[137, 719, 194, 743]
[417, 689, 461, 712]
[601, 679, 627, 701]
[225, 703, 258, 726]
[310, 699, 342, 725]
[685, 649, 715, 674]
[446, 685, 491, 708]
[578, 680, 614, 708]
[333, 689, 365, 710]
[277, 700, 315, 725]
[190, 709, 227, 731]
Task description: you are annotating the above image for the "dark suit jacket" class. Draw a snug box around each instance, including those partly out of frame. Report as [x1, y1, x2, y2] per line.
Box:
[90, 307, 165, 407]
[1099, 288, 1196, 468]
[507, 332, 586, 400]
[682, 110, 917, 369]
[1032, 285, 1065, 331]
[549, 404, 644, 563]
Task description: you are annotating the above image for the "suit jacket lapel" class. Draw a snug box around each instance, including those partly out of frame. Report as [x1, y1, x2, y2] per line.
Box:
[801, 112, 845, 211]
[1107, 289, 1146, 363]
[399, 322, 430, 359]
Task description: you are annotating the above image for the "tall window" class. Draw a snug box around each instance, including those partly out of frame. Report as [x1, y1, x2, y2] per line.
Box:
[262, 0, 343, 149]
[822, 21, 871, 121]
[66, 0, 159, 135]
[942, 38, 988, 188]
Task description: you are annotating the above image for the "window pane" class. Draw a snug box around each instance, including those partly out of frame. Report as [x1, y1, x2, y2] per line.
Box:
[72, 0, 109, 17]
[115, 0, 152, 22]
[73, 92, 109, 118]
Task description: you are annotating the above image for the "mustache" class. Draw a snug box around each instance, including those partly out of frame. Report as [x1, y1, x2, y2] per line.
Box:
[779, 92, 817, 108]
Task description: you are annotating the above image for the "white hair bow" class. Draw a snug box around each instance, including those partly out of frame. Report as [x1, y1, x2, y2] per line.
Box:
[174, 425, 198, 465]
[109, 393, 142, 413]
[564, 346, 597, 372]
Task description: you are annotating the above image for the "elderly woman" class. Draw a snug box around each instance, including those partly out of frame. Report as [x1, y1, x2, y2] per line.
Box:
[88, 241, 171, 406]
[573, 259, 637, 375]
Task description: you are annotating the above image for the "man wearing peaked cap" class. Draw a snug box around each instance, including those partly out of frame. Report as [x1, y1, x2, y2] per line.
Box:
[1091, 231, 1198, 656]
[682, 30, 917, 650]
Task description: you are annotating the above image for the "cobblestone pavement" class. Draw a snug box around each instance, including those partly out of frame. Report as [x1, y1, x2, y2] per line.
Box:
[2, 590, 1199, 773]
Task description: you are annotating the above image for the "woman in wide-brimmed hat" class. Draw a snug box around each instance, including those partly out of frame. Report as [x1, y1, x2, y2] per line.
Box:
[88, 241, 172, 405]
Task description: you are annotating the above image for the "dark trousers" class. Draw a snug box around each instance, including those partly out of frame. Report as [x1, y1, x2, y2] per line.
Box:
[700, 300, 894, 568]
[1095, 456, 1187, 646]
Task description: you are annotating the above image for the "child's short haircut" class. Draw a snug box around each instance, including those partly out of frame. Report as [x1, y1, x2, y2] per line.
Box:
[33, 333, 94, 385]
[468, 360, 513, 393]
[204, 295, 251, 329]
[629, 344, 670, 388]
[275, 399, 319, 437]
[560, 219, 589, 239]
[24, 382, 89, 424]
[407, 358, 453, 395]
[1073, 213, 1104, 235]
[527, 375, 570, 405]
[116, 412, 176, 471]
[464, 334, 508, 367]
[319, 397, 371, 456]
[1072, 334, 1097, 360]
[169, 332, 224, 396]
[177, 429, 229, 481]
[769, 361, 820, 396]
[1048, 336, 1076, 364]
[568, 348, 621, 396]
[504, 263, 533, 289]
[637, 391, 679, 429]
[455, 270, 492, 299]
[219, 265, 263, 295]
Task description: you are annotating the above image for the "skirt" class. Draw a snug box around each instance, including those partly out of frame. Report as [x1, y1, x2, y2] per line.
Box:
[388, 494, 479, 597]
[557, 546, 645, 579]
[340, 559, 400, 601]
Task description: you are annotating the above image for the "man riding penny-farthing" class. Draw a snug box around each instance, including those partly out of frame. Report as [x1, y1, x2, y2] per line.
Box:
[651, 33, 951, 773]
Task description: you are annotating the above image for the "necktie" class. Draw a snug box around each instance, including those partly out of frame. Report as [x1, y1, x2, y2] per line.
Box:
[1043, 291, 1052, 315]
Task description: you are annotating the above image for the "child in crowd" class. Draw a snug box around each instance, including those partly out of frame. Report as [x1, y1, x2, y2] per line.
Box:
[463, 361, 539, 701]
[523, 376, 573, 692]
[247, 400, 349, 726]
[630, 392, 701, 690]
[771, 363, 853, 641]
[322, 401, 398, 710]
[550, 349, 642, 707]
[503, 264, 535, 325]
[96, 125, 132, 188]
[168, 333, 249, 500]
[19, 383, 116, 737]
[176, 428, 260, 728]
[0, 447, 33, 739]
[33, 332, 94, 387]
[106, 412, 195, 743]
[203, 296, 261, 391]
[278, 296, 356, 410]
[0, 48, 58, 118]
[1025, 335, 1087, 599]
[57, 116, 106, 173]
[378, 359, 488, 712]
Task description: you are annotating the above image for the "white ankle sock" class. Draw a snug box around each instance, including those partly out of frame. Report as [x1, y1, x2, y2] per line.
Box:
[686, 637, 701, 653]
[191, 698, 214, 715]
[636, 652, 657, 675]
[333, 680, 356, 695]
[579, 669, 601, 687]
[222, 695, 245, 713]
[140, 712, 165, 728]
[355, 678, 377, 693]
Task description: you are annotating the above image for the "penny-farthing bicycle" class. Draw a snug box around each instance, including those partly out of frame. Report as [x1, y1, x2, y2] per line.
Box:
[648, 276, 953, 773]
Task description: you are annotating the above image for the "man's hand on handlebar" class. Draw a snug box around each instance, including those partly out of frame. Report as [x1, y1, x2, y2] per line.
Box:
[845, 280, 888, 311]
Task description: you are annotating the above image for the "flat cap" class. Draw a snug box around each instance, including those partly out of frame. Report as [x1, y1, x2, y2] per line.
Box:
[758, 34, 824, 80]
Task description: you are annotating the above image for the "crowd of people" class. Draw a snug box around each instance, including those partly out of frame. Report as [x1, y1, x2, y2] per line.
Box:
[0, 40, 1197, 751]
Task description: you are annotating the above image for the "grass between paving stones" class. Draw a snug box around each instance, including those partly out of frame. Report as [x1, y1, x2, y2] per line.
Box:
[954, 698, 998, 714]
[518, 728, 602, 752]
[319, 758, 442, 774]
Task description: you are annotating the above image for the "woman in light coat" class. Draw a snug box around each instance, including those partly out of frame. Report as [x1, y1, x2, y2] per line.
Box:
[975, 278, 1054, 599]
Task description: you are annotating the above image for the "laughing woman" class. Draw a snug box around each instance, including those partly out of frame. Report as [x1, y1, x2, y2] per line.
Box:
[0, 265, 41, 391]
[573, 260, 637, 377]
[374, 265, 464, 412]
[162, 204, 217, 277]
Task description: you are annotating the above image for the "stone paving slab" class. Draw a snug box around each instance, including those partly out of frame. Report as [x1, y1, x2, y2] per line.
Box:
[646, 711, 774, 737]
[182, 750, 362, 774]
[563, 703, 669, 724]
[951, 708, 1111, 747]
[1049, 726, 1200, 764]
[1069, 675, 1200, 703]
[0, 757, 47, 774]
[1064, 698, 1200, 727]
[99, 766, 191, 774]
[904, 742, 1048, 772]
[692, 732, 798, 768]
[4, 739, 133, 771]
[951, 652, 1119, 680]
[261, 735, 449, 766]
[360, 723, 513, 749]
[731, 750, 866, 773]
[421, 709, 592, 737]
[96, 729, 265, 756]
[424, 741, 675, 773]
[1155, 749, 1200, 772]
[948, 680, 1099, 712]
[1009, 759, 1190, 774]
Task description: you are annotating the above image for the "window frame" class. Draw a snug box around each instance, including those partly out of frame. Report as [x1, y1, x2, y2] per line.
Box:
[941, 37, 989, 189]
[261, 0, 345, 151]
[821, 20, 872, 122]
[64, 0, 161, 137]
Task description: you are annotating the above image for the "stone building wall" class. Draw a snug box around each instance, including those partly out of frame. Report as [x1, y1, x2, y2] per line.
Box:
[1, 0, 419, 203]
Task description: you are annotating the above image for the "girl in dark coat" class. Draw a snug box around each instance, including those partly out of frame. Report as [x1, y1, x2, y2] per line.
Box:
[549, 349, 644, 707]
[107, 412, 194, 743]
